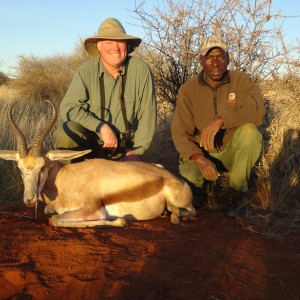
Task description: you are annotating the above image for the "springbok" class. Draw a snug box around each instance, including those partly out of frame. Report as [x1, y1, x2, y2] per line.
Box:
[0, 101, 196, 227]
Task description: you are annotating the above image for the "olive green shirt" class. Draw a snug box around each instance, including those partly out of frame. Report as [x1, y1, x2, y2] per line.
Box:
[60, 56, 156, 155]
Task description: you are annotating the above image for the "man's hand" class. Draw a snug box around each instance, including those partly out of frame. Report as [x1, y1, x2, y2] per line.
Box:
[192, 153, 220, 181]
[99, 123, 118, 153]
[199, 116, 224, 151]
[120, 149, 142, 162]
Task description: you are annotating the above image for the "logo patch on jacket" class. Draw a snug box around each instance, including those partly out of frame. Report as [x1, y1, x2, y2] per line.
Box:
[227, 92, 237, 104]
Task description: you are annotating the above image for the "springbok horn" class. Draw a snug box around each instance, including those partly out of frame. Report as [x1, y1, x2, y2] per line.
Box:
[8, 103, 28, 158]
[31, 100, 57, 157]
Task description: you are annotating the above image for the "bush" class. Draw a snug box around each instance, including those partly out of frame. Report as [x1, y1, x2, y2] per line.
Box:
[12, 42, 89, 105]
[0, 71, 9, 86]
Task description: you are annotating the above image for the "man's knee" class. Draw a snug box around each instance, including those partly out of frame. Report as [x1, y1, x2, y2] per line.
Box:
[179, 159, 204, 189]
[54, 121, 92, 149]
[233, 123, 262, 148]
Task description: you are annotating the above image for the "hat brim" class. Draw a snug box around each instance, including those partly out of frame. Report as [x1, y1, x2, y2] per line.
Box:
[84, 35, 142, 57]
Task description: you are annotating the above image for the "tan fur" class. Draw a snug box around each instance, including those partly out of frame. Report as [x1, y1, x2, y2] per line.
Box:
[23, 155, 37, 169]
[0, 150, 197, 228]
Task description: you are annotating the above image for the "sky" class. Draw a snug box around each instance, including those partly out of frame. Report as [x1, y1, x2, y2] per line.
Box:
[0, 0, 299, 77]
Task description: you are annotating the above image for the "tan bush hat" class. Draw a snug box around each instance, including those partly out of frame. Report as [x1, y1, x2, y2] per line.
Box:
[200, 36, 228, 56]
[84, 18, 142, 57]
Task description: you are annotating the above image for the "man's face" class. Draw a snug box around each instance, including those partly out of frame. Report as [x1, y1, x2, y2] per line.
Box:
[97, 39, 128, 69]
[200, 48, 229, 85]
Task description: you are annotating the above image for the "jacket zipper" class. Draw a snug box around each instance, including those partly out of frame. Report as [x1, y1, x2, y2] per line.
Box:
[212, 87, 221, 153]
[212, 88, 217, 115]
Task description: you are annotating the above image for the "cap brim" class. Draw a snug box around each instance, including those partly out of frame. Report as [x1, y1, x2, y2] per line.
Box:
[200, 46, 227, 56]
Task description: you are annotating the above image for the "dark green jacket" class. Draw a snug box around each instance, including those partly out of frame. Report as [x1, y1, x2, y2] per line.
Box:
[60, 56, 156, 155]
[171, 70, 265, 160]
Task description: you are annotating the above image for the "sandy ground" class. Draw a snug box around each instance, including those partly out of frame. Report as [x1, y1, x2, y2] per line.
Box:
[0, 200, 299, 300]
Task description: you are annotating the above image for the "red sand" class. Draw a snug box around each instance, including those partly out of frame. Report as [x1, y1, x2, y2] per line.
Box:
[0, 202, 299, 300]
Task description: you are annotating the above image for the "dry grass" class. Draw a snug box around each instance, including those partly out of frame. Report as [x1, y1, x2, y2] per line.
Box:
[0, 84, 20, 102]
[254, 78, 300, 228]
[143, 100, 179, 173]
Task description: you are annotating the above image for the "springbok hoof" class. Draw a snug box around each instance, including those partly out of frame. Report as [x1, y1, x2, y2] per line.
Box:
[44, 205, 56, 215]
[49, 216, 60, 227]
[170, 208, 180, 224]
[179, 208, 197, 218]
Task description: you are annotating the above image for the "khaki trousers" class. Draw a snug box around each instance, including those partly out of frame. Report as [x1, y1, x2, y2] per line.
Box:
[179, 123, 263, 193]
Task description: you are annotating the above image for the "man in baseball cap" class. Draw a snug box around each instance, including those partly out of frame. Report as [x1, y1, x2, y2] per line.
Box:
[172, 35, 265, 218]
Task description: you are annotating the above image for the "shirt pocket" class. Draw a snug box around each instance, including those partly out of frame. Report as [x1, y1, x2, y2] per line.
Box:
[112, 97, 138, 122]
[124, 97, 141, 122]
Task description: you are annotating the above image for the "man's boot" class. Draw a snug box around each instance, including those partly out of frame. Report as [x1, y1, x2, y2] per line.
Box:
[225, 187, 249, 218]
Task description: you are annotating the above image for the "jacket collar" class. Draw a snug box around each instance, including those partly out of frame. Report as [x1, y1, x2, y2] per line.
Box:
[198, 70, 230, 87]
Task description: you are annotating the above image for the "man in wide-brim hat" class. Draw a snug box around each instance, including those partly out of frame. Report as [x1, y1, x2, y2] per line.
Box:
[55, 18, 156, 162]
[84, 18, 141, 58]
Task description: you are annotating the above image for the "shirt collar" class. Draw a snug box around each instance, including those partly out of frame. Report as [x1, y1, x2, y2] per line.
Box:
[99, 58, 127, 78]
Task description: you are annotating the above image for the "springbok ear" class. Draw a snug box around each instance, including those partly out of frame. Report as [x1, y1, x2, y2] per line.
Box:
[45, 149, 92, 161]
[0, 150, 19, 161]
